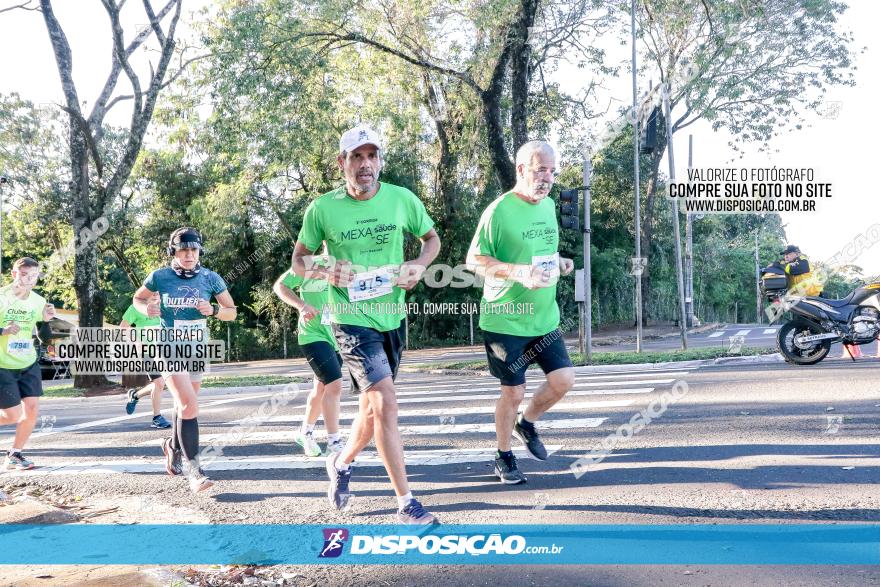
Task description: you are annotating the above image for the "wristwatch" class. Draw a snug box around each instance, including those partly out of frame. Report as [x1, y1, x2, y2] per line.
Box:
[211, 303, 220, 317]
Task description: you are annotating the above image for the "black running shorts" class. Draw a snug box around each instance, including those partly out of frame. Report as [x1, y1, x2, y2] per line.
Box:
[0, 361, 43, 409]
[332, 322, 405, 393]
[301, 341, 343, 385]
[483, 328, 573, 386]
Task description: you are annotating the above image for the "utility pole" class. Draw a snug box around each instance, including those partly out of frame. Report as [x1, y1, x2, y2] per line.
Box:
[631, 0, 643, 352]
[0, 176, 7, 275]
[685, 136, 694, 327]
[661, 84, 688, 349]
[755, 233, 762, 324]
[583, 157, 593, 364]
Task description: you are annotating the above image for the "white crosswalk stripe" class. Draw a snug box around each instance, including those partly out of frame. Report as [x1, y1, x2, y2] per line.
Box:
[385, 378, 674, 398]
[707, 331, 724, 338]
[334, 386, 656, 408]
[9, 446, 564, 476]
[734, 329, 751, 336]
[139, 418, 608, 446]
[258, 399, 638, 425]
[763, 328, 777, 335]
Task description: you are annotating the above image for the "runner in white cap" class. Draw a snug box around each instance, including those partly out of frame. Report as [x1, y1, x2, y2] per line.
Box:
[291, 125, 442, 524]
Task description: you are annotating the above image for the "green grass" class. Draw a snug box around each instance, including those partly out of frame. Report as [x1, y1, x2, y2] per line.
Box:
[41, 374, 304, 397]
[199, 374, 305, 388]
[42, 384, 87, 398]
[408, 346, 775, 371]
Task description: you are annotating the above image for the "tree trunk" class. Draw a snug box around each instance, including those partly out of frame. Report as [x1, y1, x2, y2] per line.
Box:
[481, 86, 515, 189]
[423, 75, 463, 239]
[64, 107, 111, 388]
[509, 0, 539, 151]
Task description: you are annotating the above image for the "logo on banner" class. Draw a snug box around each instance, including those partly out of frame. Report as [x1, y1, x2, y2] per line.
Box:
[319, 528, 349, 558]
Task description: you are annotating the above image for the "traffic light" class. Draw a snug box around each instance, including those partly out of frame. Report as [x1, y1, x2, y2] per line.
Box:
[559, 188, 579, 231]
[639, 106, 658, 154]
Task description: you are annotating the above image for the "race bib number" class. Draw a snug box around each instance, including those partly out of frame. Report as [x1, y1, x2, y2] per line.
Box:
[525, 253, 560, 289]
[532, 253, 560, 274]
[348, 268, 394, 302]
[7, 339, 33, 356]
[320, 306, 331, 326]
[174, 319, 208, 331]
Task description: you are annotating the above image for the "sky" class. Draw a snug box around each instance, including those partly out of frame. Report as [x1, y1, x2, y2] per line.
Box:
[0, 1, 877, 275]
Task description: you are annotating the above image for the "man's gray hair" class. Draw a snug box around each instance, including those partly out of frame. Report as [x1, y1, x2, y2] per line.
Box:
[515, 140, 557, 168]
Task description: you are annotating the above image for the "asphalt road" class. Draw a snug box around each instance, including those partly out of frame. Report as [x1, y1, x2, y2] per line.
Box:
[3, 353, 879, 585]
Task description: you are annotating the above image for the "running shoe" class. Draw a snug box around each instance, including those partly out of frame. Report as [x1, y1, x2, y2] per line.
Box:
[5, 452, 34, 470]
[494, 451, 527, 485]
[188, 469, 214, 493]
[396, 499, 439, 525]
[295, 431, 322, 457]
[325, 436, 346, 455]
[325, 451, 353, 510]
[124, 388, 140, 415]
[151, 414, 172, 429]
[161, 437, 183, 476]
[513, 416, 548, 460]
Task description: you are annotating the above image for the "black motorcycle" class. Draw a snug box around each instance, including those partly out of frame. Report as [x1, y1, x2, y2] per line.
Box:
[762, 269, 880, 365]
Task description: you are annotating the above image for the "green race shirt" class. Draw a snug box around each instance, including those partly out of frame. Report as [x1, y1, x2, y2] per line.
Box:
[280, 270, 337, 348]
[467, 192, 561, 337]
[0, 285, 47, 369]
[298, 182, 435, 332]
[121, 304, 160, 329]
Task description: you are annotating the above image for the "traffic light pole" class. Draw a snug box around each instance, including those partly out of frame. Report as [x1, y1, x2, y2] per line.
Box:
[631, 0, 643, 352]
[685, 135, 694, 327]
[0, 176, 7, 275]
[583, 159, 592, 364]
[661, 83, 688, 350]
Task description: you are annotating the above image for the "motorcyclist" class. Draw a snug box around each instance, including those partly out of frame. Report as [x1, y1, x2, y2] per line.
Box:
[768, 245, 823, 297]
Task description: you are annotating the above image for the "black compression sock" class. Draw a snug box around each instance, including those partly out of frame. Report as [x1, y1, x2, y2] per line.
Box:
[179, 417, 200, 465]
[497, 449, 514, 459]
[171, 411, 181, 451]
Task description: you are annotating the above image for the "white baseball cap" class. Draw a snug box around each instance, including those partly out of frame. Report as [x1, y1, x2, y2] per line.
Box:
[339, 125, 382, 154]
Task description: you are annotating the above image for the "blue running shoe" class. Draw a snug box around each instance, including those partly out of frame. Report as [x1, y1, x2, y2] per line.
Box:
[125, 388, 139, 415]
[397, 499, 439, 525]
[151, 414, 172, 429]
[325, 452, 353, 510]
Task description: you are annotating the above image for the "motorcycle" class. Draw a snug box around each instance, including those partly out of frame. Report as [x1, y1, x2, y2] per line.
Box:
[762, 269, 880, 365]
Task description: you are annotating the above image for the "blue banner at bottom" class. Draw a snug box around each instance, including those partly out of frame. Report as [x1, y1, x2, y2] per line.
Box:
[1, 524, 878, 565]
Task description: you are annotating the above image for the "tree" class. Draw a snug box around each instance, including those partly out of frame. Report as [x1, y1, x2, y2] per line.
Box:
[30, 0, 186, 387]
[260, 0, 612, 188]
[634, 0, 857, 322]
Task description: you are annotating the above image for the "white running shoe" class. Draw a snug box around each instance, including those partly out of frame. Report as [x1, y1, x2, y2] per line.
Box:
[188, 470, 214, 493]
[325, 436, 346, 454]
[295, 431, 322, 457]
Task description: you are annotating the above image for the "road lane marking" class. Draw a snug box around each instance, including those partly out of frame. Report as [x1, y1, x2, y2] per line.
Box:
[0, 393, 280, 446]
[139, 418, 607, 446]
[734, 329, 751, 336]
[396, 370, 692, 390]
[707, 331, 724, 338]
[10, 445, 564, 476]
[331, 387, 655, 408]
[387, 379, 673, 398]
[259, 399, 636, 425]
